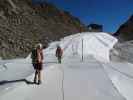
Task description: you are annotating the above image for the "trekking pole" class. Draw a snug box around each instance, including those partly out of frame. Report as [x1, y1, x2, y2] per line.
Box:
[82, 38, 83, 61]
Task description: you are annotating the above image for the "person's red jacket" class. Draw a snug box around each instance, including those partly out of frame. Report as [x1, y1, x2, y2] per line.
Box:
[56, 47, 63, 57]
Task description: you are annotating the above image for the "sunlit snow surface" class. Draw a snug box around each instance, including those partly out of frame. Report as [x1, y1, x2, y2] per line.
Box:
[0, 32, 133, 100]
[59, 32, 117, 62]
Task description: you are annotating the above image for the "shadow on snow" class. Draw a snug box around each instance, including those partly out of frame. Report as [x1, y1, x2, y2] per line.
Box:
[0, 79, 34, 85]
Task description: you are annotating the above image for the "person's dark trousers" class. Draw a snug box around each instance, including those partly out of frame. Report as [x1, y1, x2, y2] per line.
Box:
[34, 70, 42, 84]
[58, 56, 62, 64]
[34, 70, 38, 83]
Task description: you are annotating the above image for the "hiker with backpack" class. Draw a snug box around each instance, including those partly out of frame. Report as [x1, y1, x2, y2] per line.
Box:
[56, 45, 63, 63]
[31, 43, 44, 85]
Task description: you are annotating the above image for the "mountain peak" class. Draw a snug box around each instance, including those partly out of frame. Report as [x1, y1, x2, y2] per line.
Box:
[115, 15, 133, 42]
[0, 0, 87, 59]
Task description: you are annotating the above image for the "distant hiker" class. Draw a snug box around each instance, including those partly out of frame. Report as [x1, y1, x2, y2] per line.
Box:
[31, 43, 44, 85]
[56, 45, 63, 63]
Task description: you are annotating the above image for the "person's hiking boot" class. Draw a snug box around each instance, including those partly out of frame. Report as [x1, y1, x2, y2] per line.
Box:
[34, 78, 37, 84]
[34, 80, 36, 84]
[37, 80, 42, 85]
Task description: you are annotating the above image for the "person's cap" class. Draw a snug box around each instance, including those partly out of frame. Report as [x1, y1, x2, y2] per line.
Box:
[36, 43, 43, 49]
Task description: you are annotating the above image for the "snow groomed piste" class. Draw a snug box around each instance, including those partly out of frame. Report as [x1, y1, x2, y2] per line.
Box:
[0, 32, 133, 100]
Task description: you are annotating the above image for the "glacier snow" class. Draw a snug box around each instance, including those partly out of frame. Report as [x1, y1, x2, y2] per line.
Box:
[0, 32, 133, 100]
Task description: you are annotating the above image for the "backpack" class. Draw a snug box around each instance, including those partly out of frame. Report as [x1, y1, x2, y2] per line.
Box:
[31, 49, 37, 63]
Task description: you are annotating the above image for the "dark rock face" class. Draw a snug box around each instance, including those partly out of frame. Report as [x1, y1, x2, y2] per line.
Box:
[115, 15, 133, 42]
[0, 0, 87, 59]
[88, 24, 103, 32]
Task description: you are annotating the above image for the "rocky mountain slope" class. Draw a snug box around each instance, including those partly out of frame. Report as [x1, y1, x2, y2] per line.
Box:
[110, 40, 133, 64]
[0, 0, 87, 59]
[115, 15, 133, 42]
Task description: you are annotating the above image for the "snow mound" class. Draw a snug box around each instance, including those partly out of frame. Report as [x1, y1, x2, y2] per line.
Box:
[59, 32, 117, 62]
[26, 32, 117, 62]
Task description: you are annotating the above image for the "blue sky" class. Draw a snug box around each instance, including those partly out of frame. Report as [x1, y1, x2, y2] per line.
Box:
[32, 0, 133, 33]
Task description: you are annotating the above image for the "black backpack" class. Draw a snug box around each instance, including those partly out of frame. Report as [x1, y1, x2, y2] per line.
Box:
[31, 49, 37, 63]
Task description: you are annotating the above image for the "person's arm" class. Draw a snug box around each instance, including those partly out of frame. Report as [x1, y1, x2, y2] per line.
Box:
[61, 49, 63, 57]
[56, 49, 58, 57]
[41, 50, 44, 60]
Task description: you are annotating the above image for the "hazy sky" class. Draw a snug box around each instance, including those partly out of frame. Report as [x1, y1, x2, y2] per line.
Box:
[32, 0, 133, 33]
